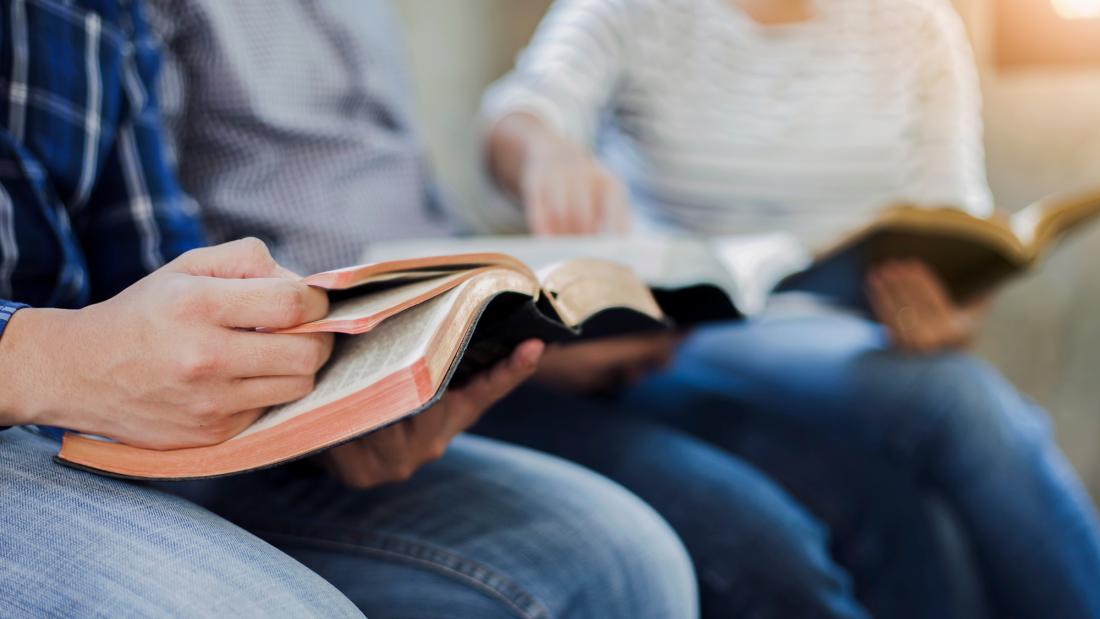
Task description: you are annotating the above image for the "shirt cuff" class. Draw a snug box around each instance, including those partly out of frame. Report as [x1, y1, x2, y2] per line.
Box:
[0, 301, 29, 432]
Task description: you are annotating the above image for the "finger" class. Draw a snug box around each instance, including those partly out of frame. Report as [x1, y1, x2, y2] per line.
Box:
[224, 331, 334, 378]
[184, 407, 267, 447]
[865, 272, 894, 330]
[323, 440, 388, 488]
[891, 262, 939, 317]
[906, 262, 976, 348]
[166, 238, 280, 279]
[894, 262, 957, 350]
[231, 374, 318, 410]
[905, 261, 955, 319]
[867, 268, 913, 349]
[201, 276, 330, 329]
[525, 186, 554, 236]
[549, 183, 576, 234]
[222, 408, 266, 438]
[600, 178, 632, 235]
[887, 264, 942, 352]
[275, 265, 304, 280]
[529, 182, 561, 235]
[569, 182, 597, 234]
[448, 339, 544, 429]
[876, 262, 917, 310]
[359, 424, 425, 484]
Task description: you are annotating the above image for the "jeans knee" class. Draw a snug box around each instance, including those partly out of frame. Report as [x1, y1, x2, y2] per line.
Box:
[1, 431, 359, 618]
[900, 354, 1051, 474]
[702, 503, 862, 617]
[528, 462, 698, 619]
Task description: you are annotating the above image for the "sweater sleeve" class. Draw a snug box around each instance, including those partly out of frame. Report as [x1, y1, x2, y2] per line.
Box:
[482, 0, 642, 147]
[906, 0, 995, 217]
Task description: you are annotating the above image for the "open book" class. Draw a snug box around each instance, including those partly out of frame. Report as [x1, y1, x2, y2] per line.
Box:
[56, 252, 743, 480]
[366, 185, 1100, 311]
[776, 186, 1100, 306]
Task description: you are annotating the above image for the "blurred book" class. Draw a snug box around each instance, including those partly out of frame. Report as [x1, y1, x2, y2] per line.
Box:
[371, 185, 1100, 310]
[778, 186, 1100, 307]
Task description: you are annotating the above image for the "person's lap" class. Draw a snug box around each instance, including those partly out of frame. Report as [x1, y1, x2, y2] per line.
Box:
[3, 429, 695, 619]
[166, 433, 695, 619]
[630, 310, 1100, 618]
[477, 381, 982, 619]
[0, 428, 362, 618]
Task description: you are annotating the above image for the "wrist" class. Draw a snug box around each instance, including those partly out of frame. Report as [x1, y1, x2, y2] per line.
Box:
[0, 307, 80, 426]
[525, 122, 582, 165]
[491, 111, 581, 200]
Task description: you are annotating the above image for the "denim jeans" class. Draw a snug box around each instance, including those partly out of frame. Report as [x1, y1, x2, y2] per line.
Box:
[478, 384, 979, 619]
[1, 429, 696, 618]
[644, 313, 1100, 619]
[477, 310, 1100, 618]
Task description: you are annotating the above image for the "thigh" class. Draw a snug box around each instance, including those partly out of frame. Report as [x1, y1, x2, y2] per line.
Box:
[664, 314, 1047, 463]
[163, 434, 695, 619]
[476, 385, 872, 619]
[661, 313, 891, 422]
[0, 429, 360, 618]
[621, 375, 987, 619]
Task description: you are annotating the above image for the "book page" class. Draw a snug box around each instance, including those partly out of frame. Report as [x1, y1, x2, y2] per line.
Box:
[1011, 187, 1100, 255]
[234, 288, 459, 439]
[366, 235, 737, 288]
[321, 271, 470, 326]
[367, 234, 807, 316]
[710, 233, 811, 315]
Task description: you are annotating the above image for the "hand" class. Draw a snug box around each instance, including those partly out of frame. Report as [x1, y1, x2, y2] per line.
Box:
[520, 133, 631, 236]
[534, 332, 681, 395]
[489, 112, 631, 236]
[866, 260, 991, 354]
[0, 238, 334, 449]
[318, 339, 544, 488]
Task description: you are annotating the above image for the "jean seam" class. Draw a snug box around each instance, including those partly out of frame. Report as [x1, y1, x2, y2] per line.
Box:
[250, 525, 552, 619]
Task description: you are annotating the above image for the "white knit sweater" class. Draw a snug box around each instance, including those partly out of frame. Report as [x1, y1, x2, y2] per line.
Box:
[484, 0, 994, 245]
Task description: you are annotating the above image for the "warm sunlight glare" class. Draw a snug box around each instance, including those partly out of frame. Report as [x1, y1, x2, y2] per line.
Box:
[1052, 0, 1100, 19]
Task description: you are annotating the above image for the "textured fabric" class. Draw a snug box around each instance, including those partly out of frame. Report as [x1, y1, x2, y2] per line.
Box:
[145, 0, 457, 275]
[479, 383, 973, 618]
[164, 433, 696, 619]
[0, 0, 203, 316]
[483, 0, 993, 245]
[2, 427, 696, 618]
[1, 428, 363, 618]
[630, 312, 1100, 618]
[0, 300, 22, 431]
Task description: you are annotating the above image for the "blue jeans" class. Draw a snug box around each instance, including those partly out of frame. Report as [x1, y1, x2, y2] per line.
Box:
[1, 429, 695, 618]
[477, 385, 980, 619]
[638, 313, 1100, 618]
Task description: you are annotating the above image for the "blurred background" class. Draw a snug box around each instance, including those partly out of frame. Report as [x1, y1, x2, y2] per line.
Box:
[392, 0, 1100, 497]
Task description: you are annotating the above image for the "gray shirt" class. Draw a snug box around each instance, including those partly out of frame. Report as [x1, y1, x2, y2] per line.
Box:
[147, 0, 455, 274]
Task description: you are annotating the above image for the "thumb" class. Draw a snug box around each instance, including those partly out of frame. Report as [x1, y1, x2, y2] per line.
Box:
[447, 339, 544, 431]
[600, 181, 632, 236]
[166, 238, 281, 279]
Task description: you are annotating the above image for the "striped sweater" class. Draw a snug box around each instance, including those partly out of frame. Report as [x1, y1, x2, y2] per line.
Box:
[484, 0, 994, 245]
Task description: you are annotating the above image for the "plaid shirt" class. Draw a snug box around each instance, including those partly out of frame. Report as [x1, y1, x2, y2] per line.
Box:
[0, 0, 203, 352]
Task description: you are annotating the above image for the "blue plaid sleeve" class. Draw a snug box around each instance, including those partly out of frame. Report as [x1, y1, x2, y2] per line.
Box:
[72, 0, 205, 303]
[0, 300, 27, 431]
[0, 300, 27, 344]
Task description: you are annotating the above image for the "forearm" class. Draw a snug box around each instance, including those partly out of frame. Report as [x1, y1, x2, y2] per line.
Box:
[487, 112, 565, 199]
